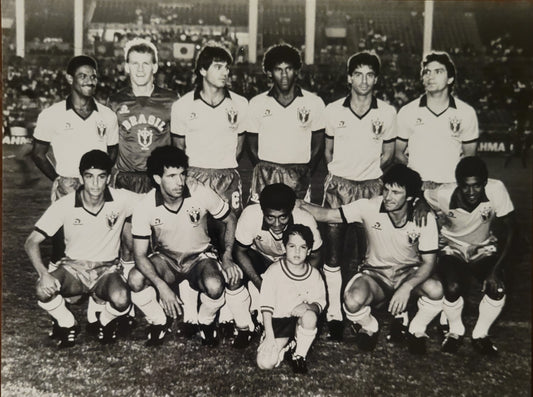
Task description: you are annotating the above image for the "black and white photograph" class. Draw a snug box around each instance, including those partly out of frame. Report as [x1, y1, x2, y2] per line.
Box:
[2, 0, 531, 395]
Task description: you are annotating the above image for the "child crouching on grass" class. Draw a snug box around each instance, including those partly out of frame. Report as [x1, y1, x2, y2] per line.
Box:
[256, 224, 326, 374]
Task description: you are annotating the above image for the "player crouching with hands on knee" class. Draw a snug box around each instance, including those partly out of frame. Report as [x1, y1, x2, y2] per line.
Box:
[256, 224, 326, 374]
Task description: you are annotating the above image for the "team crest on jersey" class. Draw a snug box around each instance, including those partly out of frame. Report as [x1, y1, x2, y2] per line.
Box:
[372, 222, 382, 230]
[449, 116, 461, 137]
[187, 208, 201, 226]
[137, 127, 153, 151]
[96, 120, 107, 139]
[263, 109, 272, 118]
[371, 119, 384, 140]
[297, 107, 310, 125]
[226, 107, 238, 128]
[106, 211, 119, 229]
[189, 112, 198, 120]
[480, 206, 492, 223]
[407, 229, 421, 244]
[118, 105, 130, 114]
[337, 120, 346, 128]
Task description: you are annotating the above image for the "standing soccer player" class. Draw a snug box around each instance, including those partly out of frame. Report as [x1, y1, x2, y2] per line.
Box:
[246, 43, 325, 202]
[321, 51, 396, 341]
[424, 157, 514, 355]
[395, 51, 478, 188]
[24, 150, 140, 347]
[301, 165, 443, 354]
[171, 43, 248, 337]
[128, 146, 250, 347]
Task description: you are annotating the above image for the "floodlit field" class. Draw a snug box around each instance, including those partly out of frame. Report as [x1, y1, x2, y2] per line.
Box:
[2, 144, 531, 396]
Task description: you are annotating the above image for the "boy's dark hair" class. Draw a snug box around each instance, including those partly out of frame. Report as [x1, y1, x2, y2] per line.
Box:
[421, 51, 456, 87]
[262, 43, 302, 73]
[382, 164, 422, 198]
[347, 51, 381, 76]
[79, 150, 113, 175]
[67, 55, 98, 76]
[282, 223, 314, 250]
[146, 145, 189, 182]
[259, 183, 296, 212]
[455, 156, 488, 184]
[194, 44, 233, 86]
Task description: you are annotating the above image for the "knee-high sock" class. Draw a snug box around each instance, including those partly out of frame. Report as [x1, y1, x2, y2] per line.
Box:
[99, 302, 131, 326]
[38, 295, 76, 328]
[294, 325, 317, 358]
[225, 286, 254, 331]
[179, 280, 199, 324]
[324, 265, 343, 322]
[442, 297, 465, 336]
[344, 305, 379, 334]
[131, 287, 166, 325]
[409, 296, 443, 335]
[218, 301, 234, 323]
[87, 296, 105, 323]
[472, 295, 506, 339]
[198, 293, 225, 325]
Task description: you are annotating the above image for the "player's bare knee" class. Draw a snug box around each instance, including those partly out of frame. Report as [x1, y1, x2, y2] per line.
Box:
[108, 288, 131, 312]
[299, 310, 318, 329]
[421, 279, 443, 300]
[343, 290, 366, 313]
[202, 277, 225, 300]
[128, 268, 145, 292]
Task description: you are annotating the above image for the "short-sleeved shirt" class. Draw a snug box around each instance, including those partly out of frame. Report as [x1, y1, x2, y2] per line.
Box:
[340, 197, 438, 270]
[325, 96, 396, 181]
[34, 187, 140, 262]
[397, 95, 479, 183]
[108, 86, 177, 172]
[171, 88, 248, 169]
[424, 179, 514, 246]
[260, 258, 326, 318]
[131, 178, 230, 262]
[235, 204, 323, 262]
[246, 86, 326, 164]
[33, 97, 119, 178]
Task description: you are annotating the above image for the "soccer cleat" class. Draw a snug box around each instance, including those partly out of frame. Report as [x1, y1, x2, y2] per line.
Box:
[472, 337, 498, 356]
[386, 318, 408, 344]
[408, 333, 428, 355]
[232, 329, 252, 349]
[351, 324, 379, 352]
[98, 320, 118, 344]
[281, 339, 297, 364]
[145, 323, 168, 347]
[327, 320, 344, 342]
[218, 321, 236, 339]
[56, 325, 80, 348]
[289, 354, 308, 374]
[441, 333, 463, 353]
[48, 319, 61, 339]
[176, 322, 199, 339]
[116, 315, 137, 337]
[199, 322, 219, 347]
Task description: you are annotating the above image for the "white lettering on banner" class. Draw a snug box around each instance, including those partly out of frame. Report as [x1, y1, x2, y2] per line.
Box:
[478, 142, 506, 152]
[2, 136, 33, 145]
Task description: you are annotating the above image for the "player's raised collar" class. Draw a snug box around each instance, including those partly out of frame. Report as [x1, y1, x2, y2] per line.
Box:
[267, 85, 303, 98]
[342, 95, 378, 109]
[74, 185, 114, 207]
[193, 86, 231, 101]
[66, 95, 98, 112]
[418, 94, 457, 109]
[449, 187, 489, 211]
[154, 186, 191, 207]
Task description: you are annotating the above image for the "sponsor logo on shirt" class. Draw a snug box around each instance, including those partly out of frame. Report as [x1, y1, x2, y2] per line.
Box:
[64, 122, 73, 131]
[189, 112, 198, 120]
[415, 118, 423, 126]
[263, 109, 272, 118]
[118, 105, 130, 114]
[137, 127, 153, 151]
[73, 218, 82, 225]
[371, 222, 382, 231]
[154, 218, 162, 225]
[337, 120, 346, 128]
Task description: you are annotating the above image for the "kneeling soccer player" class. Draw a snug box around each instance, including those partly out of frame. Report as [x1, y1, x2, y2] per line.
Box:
[425, 156, 514, 355]
[25, 150, 141, 347]
[256, 224, 326, 374]
[300, 164, 443, 354]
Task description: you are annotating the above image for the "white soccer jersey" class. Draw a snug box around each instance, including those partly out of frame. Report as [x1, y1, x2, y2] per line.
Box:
[34, 187, 140, 262]
[131, 178, 229, 262]
[424, 179, 514, 246]
[171, 88, 248, 169]
[397, 95, 479, 183]
[341, 197, 438, 269]
[235, 204, 322, 262]
[259, 259, 326, 318]
[246, 86, 326, 164]
[325, 96, 396, 181]
[33, 97, 119, 178]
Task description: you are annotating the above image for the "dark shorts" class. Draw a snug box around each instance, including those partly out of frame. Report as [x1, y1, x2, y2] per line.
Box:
[112, 170, 153, 194]
[272, 317, 298, 339]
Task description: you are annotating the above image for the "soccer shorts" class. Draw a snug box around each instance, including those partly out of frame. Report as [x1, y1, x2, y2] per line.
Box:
[111, 170, 153, 193]
[249, 160, 311, 203]
[440, 234, 498, 263]
[56, 258, 121, 293]
[349, 264, 420, 297]
[271, 317, 299, 338]
[187, 167, 242, 212]
[51, 176, 81, 202]
[322, 173, 383, 208]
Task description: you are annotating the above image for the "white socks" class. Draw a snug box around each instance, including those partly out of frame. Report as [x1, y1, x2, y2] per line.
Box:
[442, 297, 466, 336]
[344, 305, 379, 334]
[131, 286, 166, 325]
[198, 293, 225, 325]
[225, 286, 254, 331]
[179, 280, 199, 324]
[38, 295, 76, 328]
[472, 294, 505, 339]
[409, 296, 443, 335]
[324, 265, 343, 322]
[294, 325, 317, 358]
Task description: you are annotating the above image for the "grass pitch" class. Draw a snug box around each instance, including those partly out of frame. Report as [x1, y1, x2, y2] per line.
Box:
[2, 145, 531, 396]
